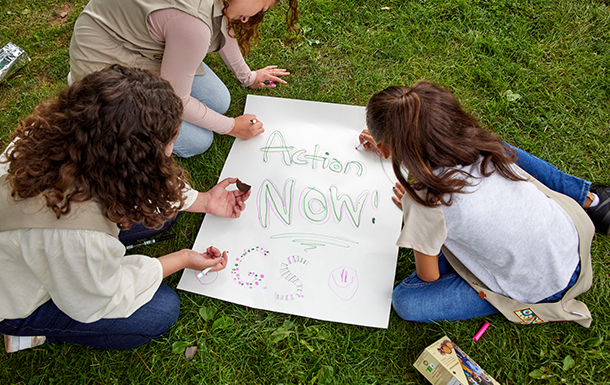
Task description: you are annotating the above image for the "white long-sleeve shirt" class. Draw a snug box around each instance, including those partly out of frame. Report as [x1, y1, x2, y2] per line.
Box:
[0, 161, 199, 323]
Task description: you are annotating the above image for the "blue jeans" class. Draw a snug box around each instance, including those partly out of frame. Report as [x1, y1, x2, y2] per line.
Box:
[392, 146, 589, 322]
[173, 62, 231, 158]
[393, 254, 580, 323]
[118, 212, 182, 245]
[510, 144, 591, 206]
[0, 283, 180, 349]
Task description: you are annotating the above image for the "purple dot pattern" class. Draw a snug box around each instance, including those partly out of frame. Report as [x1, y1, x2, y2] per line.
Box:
[231, 246, 269, 289]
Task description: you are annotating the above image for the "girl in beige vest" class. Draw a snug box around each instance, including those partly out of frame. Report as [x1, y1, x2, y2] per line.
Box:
[0, 65, 251, 351]
[69, 0, 299, 158]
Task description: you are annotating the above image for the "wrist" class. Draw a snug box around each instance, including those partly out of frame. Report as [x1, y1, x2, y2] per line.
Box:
[228, 118, 237, 135]
[184, 191, 209, 213]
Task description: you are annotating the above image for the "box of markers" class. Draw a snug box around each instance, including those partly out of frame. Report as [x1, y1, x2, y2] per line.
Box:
[413, 336, 500, 385]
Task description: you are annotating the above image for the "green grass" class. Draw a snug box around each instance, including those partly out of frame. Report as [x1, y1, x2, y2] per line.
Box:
[1, 0, 610, 383]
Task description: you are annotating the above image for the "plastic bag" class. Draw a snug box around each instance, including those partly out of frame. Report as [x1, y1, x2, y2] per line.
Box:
[0, 42, 30, 81]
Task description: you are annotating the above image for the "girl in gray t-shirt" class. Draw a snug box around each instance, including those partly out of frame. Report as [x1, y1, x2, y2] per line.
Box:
[358, 81, 603, 322]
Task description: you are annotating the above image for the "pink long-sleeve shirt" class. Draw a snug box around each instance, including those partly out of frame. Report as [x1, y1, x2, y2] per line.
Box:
[147, 8, 257, 134]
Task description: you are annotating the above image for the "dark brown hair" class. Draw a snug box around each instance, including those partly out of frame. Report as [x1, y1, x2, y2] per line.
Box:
[3, 64, 188, 229]
[366, 81, 524, 207]
[223, 0, 299, 55]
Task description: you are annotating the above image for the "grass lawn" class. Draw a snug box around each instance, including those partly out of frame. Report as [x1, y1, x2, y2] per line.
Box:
[1, 0, 610, 383]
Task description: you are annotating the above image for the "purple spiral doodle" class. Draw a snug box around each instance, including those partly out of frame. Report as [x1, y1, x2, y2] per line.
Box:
[276, 255, 308, 301]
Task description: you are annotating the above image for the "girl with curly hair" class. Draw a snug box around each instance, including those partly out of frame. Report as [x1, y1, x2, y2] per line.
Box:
[69, 0, 299, 158]
[0, 65, 251, 351]
[358, 81, 608, 323]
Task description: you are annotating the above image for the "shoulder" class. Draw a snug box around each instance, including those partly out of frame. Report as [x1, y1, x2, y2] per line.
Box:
[150, 8, 211, 38]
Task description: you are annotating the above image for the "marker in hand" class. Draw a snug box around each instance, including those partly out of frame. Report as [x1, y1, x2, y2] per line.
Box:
[197, 258, 224, 279]
[196, 246, 226, 279]
[355, 140, 370, 150]
[197, 267, 213, 279]
[251, 119, 257, 124]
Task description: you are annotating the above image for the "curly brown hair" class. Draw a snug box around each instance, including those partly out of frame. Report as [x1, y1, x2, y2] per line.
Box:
[3, 64, 188, 230]
[366, 82, 524, 207]
[223, 0, 299, 55]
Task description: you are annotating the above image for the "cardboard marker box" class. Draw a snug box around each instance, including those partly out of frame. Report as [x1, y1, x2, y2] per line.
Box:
[413, 336, 500, 385]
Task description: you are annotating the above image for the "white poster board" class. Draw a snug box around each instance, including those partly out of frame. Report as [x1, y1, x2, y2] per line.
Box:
[177, 95, 403, 328]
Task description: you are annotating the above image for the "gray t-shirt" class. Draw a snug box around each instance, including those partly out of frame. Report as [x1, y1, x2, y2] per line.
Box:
[397, 161, 580, 303]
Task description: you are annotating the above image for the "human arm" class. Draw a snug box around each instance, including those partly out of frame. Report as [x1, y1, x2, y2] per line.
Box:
[395, 186, 441, 281]
[395, 184, 446, 283]
[248, 65, 290, 89]
[218, 37, 290, 89]
[414, 250, 440, 282]
[151, 9, 235, 134]
[217, 36, 286, 139]
[24, 229, 164, 323]
[184, 177, 251, 218]
[29, 229, 229, 322]
[158, 246, 227, 278]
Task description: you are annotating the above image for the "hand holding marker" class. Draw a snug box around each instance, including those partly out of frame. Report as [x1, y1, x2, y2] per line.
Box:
[197, 246, 228, 279]
[355, 140, 370, 150]
[355, 132, 383, 157]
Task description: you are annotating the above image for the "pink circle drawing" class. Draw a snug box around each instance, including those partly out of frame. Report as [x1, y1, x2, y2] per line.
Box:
[328, 267, 359, 301]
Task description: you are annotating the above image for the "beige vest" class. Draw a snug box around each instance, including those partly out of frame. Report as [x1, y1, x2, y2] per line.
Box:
[70, 0, 229, 81]
[0, 176, 118, 237]
[443, 166, 595, 327]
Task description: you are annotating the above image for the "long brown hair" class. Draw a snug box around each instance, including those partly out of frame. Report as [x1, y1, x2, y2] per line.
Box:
[366, 81, 524, 207]
[223, 0, 299, 55]
[3, 64, 188, 229]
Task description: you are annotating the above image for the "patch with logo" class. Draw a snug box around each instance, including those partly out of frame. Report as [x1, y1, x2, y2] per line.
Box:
[514, 308, 544, 324]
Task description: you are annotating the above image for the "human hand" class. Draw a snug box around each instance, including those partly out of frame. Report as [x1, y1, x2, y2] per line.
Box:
[204, 177, 252, 218]
[357, 129, 383, 157]
[229, 114, 264, 140]
[249, 65, 290, 89]
[159, 247, 228, 277]
[392, 182, 406, 209]
[185, 246, 228, 272]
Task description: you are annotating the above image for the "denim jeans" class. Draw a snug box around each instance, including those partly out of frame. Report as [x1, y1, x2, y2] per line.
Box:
[0, 283, 180, 349]
[510, 144, 591, 206]
[392, 253, 580, 323]
[118, 212, 182, 245]
[173, 62, 231, 158]
[392, 147, 589, 322]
